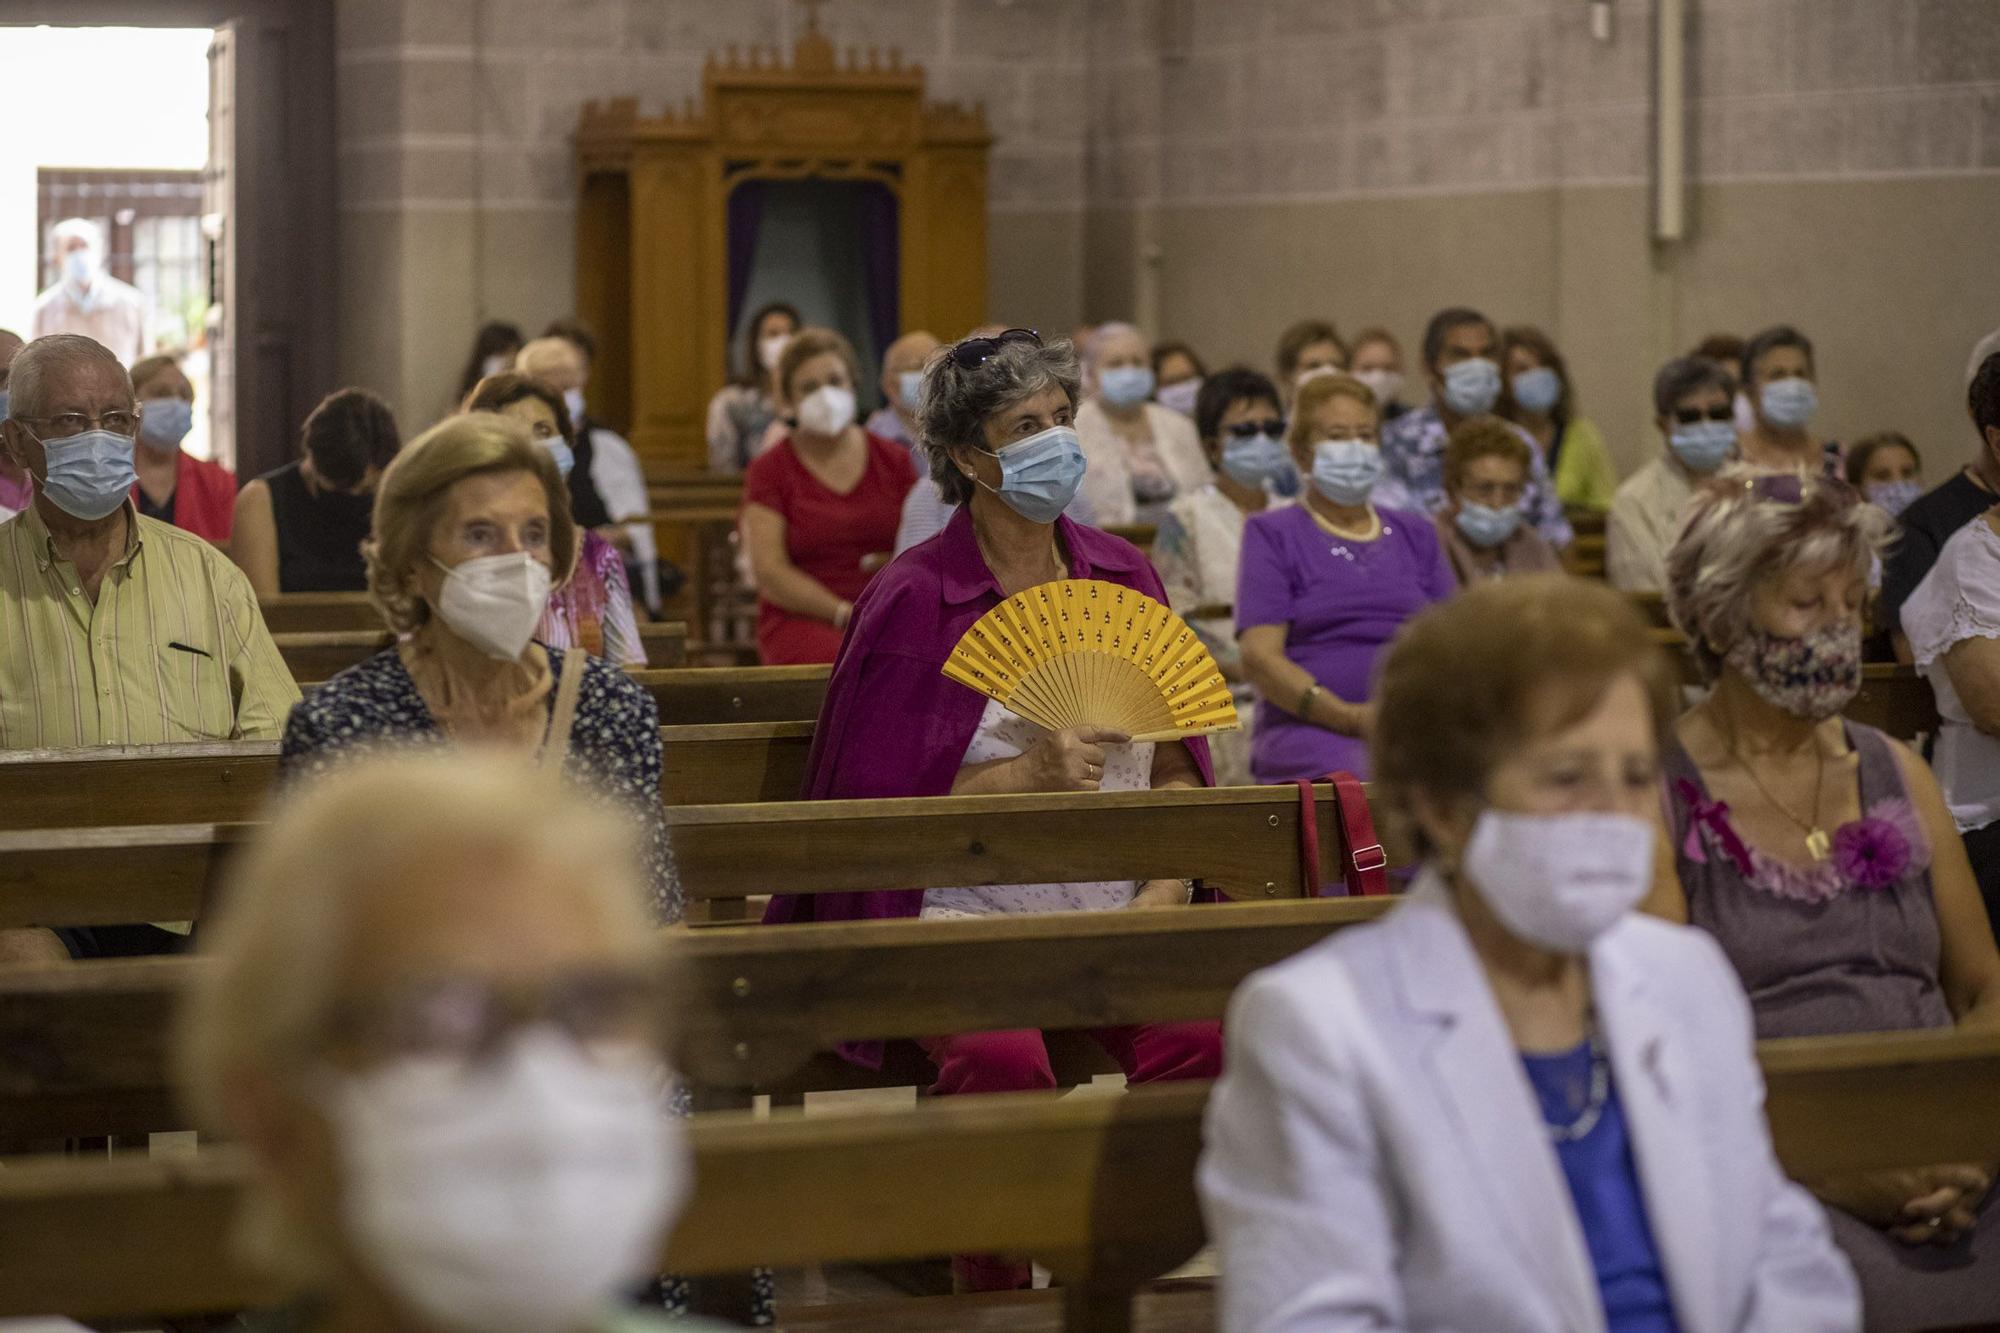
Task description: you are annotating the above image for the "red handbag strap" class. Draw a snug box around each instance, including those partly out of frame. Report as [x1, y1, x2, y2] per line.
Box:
[1294, 774, 1389, 897]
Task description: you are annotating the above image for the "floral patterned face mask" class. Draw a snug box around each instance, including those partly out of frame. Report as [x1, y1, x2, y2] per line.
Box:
[1723, 621, 1863, 721]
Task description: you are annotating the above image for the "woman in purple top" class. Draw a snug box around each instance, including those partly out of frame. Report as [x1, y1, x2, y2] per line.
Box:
[1238, 371, 1455, 783]
[763, 329, 1222, 1291]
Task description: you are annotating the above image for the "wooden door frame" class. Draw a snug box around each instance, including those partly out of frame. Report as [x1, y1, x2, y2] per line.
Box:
[6, 0, 338, 482]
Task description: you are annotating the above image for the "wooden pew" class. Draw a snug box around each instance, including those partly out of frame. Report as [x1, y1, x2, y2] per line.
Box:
[6, 1029, 1998, 1326]
[0, 899, 1390, 1140]
[277, 621, 690, 682]
[0, 719, 811, 830]
[256, 592, 385, 635]
[669, 783, 1399, 924]
[641, 664, 828, 724]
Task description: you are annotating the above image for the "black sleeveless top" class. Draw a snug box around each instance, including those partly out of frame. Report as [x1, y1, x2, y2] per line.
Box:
[261, 460, 372, 592]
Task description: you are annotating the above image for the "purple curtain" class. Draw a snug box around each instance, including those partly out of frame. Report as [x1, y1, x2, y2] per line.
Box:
[854, 182, 900, 362]
[725, 181, 767, 358]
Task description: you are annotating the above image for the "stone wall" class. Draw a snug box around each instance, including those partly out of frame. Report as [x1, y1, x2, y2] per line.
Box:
[333, 0, 2000, 476]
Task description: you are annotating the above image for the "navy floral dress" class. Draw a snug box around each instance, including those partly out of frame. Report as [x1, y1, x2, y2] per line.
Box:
[281, 645, 682, 924]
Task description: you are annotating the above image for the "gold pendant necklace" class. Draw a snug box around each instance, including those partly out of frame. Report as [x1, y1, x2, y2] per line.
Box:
[1728, 733, 1831, 862]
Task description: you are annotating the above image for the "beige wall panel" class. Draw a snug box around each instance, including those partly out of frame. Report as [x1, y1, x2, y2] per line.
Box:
[986, 209, 1086, 338]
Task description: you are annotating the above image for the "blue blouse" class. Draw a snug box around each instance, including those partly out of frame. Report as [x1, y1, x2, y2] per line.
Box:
[1521, 1041, 1681, 1333]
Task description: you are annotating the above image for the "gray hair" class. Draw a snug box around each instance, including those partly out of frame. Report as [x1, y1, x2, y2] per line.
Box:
[1652, 356, 1736, 419]
[917, 336, 1082, 505]
[1086, 321, 1142, 373]
[7, 333, 132, 423]
[52, 217, 105, 252]
[1665, 463, 1890, 680]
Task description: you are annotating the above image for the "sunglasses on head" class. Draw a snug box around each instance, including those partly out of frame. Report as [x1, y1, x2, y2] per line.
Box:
[1742, 470, 1860, 508]
[949, 328, 1042, 369]
[1223, 418, 1287, 440]
[1673, 405, 1735, 425]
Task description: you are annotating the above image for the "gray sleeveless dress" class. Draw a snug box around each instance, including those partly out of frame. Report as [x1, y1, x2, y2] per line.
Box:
[1665, 722, 1998, 1332]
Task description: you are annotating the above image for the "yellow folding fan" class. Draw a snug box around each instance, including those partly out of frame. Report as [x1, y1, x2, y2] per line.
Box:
[942, 579, 1240, 743]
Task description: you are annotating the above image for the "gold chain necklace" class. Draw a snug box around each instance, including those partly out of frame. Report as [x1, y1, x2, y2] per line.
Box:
[1308, 502, 1381, 543]
[1721, 713, 1831, 861]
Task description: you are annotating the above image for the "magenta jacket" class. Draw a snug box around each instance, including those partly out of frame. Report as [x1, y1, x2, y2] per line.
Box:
[763, 504, 1214, 927]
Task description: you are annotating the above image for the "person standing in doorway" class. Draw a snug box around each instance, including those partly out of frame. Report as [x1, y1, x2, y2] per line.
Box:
[30, 219, 147, 364]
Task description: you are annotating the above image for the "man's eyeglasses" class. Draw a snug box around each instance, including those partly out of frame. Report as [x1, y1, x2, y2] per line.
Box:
[1672, 405, 1734, 426]
[1223, 419, 1286, 440]
[16, 409, 140, 440]
[949, 328, 1042, 369]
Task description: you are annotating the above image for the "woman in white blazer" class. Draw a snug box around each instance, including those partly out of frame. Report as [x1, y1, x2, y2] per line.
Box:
[1199, 574, 1859, 1333]
[1074, 322, 1215, 527]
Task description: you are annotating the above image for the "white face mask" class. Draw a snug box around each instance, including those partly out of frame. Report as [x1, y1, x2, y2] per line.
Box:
[325, 1027, 684, 1333]
[480, 353, 510, 379]
[1460, 810, 1653, 954]
[796, 383, 857, 437]
[432, 552, 553, 661]
[1352, 367, 1403, 408]
[562, 387, 588, 432]
[758, 333, 791, 374]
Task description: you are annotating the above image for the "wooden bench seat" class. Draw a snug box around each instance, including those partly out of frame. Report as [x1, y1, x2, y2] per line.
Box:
[276, 621, 689, 681]
[5, 1030, 1997, 1326]
[0, 900, 1390, 1138]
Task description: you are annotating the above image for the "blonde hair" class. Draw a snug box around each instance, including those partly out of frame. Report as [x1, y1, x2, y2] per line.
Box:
[1665, 464, 1891, 680]
[775, 327, 861, 408]
[173, 751, 658, 1282]
[363, 413, 577, 635]
[1373, 574, 1678, 857]
[1287, 371, 1379, 449]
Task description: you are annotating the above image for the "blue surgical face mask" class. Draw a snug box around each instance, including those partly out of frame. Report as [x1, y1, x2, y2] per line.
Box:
[1668, 420, 1736, 474]
[1220, 431, 1288, 488]
[138, 397, 194, 452]
[562, 387, 588, 432]
[976, 424, 1088, 524]
[1442, 357, 1502, 416]
[1867, 478, 1923, 519]
[540, 438, 576, 479]
[1309, 438, 1383, 506]
[898, 371, 924, 414]
[1454, 500, 1523, 549]
[1509, 366, 1561, 415]
[1271, 459, 1302, 498]
[1759, 377, 1817, 430]
[30, 426, 137, 521]
[1098, 365, 1155, 409]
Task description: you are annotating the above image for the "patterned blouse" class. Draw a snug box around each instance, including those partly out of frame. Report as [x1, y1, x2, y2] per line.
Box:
[280, 645, 682, 923]
[539, 530, 646, 667]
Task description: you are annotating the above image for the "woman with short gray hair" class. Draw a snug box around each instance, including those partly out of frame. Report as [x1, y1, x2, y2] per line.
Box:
[768, 328, 1222, 1288]
[1659, 465, 2000, 1326]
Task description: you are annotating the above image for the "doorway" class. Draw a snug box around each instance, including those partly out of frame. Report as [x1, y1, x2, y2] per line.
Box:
[1, 1, 336, 482]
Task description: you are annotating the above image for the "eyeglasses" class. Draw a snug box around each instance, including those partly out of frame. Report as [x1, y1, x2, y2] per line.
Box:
[322, 965, 665, 1073]
[16, 409, 140, 440]
[1672, 405, 1734, 425]
[1223, 418, 1286, 440]
[948, 328, 1041, 369]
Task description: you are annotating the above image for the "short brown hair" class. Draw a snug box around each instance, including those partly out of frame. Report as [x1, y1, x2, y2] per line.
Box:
[129, 354, 184, 397]
[1372, 574, 1678, 856]
[364, 413, 577, 635]
[776, 327, 861, 407]
[463, 371, 575, 451]
[1287, 372, 1378, 450]
[1275, 318, 1344, 380]
[1442, 415, 1532, 493]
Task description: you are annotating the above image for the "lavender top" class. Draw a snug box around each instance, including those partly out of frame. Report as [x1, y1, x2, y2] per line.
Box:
[1235, 503, 1454, 783]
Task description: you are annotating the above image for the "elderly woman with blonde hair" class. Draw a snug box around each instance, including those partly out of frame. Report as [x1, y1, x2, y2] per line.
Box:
[1202, 575, 1858, 1332]
[281, 412, 679, 922]
[1661, 465, 2000, 1328]
[175, 752, 733, 1333]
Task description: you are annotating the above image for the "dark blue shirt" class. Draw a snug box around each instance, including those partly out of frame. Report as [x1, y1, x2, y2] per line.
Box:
[1522, 1040, 1681, 1333]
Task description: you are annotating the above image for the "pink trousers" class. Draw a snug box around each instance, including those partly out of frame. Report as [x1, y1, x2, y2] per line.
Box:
[915, 1021, 1224, 1293]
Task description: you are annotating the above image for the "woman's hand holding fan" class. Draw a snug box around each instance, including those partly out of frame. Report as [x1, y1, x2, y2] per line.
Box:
[1023, 725, 1131, 792]
[943, 580, 1241, 743]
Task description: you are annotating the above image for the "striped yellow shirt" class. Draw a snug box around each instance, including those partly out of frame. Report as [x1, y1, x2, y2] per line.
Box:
[0, 501, 300, 749]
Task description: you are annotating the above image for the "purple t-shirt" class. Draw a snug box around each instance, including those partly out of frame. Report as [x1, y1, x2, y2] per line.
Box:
[1235, 503, 1454, 782]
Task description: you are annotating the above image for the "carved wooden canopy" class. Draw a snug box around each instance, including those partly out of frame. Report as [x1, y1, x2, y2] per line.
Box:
[574, 24, 991, 470]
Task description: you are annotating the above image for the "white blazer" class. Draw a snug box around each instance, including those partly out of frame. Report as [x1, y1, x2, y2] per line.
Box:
[1074, 398, 1215, 527]
[1198, 872, 1859, 1333]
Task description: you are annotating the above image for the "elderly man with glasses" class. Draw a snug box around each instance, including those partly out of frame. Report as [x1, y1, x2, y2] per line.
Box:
[0, 334, 298, 962]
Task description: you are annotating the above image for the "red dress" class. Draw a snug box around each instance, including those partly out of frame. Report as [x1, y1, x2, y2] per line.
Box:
[742, 430, 916, 665]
